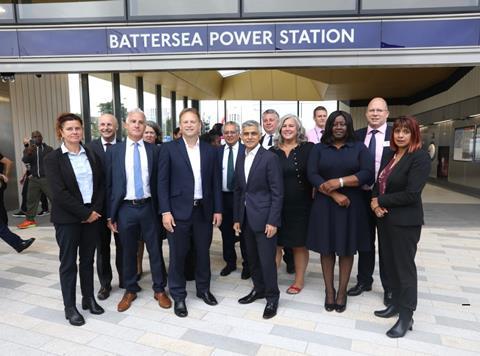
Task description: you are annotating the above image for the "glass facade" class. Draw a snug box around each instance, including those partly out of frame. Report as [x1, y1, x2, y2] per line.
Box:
[243, 0, 357, 17]
[361, 0, 479, 12]
[0, 1, 14, 23]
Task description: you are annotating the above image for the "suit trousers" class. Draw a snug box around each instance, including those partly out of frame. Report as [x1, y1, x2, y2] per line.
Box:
[243, 215, 280, 303]
[219, 192, 248, 269]
[96, 217, 123, 289]
[0, 219, 23, 251]
[377, 220, 420, 312]
[21, 177, 48, 213]
[167, 205, 213, 302]
[356, 191, 389, 290]
[0, 184, 7, 224]
[54, 221, 99, 307]
[117, 201, 166, 293]
[26, 177, 51, 220]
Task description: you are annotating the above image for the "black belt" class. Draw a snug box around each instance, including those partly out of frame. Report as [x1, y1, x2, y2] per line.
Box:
[193, 199, 203, 207]
[125, 197, 151, 206]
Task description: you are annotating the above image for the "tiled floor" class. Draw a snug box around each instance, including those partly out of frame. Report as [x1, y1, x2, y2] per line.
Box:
[1, 184, 479, 355]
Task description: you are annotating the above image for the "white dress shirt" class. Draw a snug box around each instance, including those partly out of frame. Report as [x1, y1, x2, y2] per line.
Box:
[222, 141, 239, 192]
[124, 137, 151, 200]
[101, 136, 116, 152]
[261, 133, 274, 149]
[364, 122, 388, 181]
[244, 144, 261, 183]
[61, 143, 93, 204]
[183, 137, 203, 199]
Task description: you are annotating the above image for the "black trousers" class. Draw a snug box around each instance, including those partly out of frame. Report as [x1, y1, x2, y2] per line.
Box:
[243, 216, 279, 303]
[117, 201, 166, 293]
[356, 191, 389, 290]
[167, 205, 213, 302]
[0, 184, 7, 224]
[96, 217, 123, 289]
[378, 220, 420, 312]
[55, 221, 99, 307]
[219, 192, 248, 269]
[0, 219, 24, 251]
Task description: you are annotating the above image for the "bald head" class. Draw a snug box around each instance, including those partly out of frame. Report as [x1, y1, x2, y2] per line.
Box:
[98, 113, 118, 142]
[366, 97, 389, 129]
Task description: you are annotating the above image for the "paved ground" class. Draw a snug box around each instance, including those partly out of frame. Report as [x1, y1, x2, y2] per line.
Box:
[1, 184, 479, 355]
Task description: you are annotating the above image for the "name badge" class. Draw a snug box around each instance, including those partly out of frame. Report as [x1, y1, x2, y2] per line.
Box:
[383, 141, 390, 147]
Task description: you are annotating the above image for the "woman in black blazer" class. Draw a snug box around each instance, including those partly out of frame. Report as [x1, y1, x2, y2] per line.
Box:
[370, 116, 430, 338]
[45, 113, 105, 326]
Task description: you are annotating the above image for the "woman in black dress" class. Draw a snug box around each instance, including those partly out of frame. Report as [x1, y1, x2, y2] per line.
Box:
[45, 113, 105, 326]
[371, 116, 430, 338]
[307, 111, 374, 312]
[270, 114, 313, 294]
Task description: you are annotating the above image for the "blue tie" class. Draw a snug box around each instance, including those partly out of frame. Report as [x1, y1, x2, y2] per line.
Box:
[368, 130, 378, 158]
[133, 142, 144, 199]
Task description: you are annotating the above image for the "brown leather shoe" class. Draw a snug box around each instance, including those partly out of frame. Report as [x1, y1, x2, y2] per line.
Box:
[117, 292, 137, 312]
[154, 291, 172, 309]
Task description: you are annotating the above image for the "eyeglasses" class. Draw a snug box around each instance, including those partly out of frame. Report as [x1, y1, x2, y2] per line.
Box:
[368, 109, 386, 113]
[223, 131, 238, 136]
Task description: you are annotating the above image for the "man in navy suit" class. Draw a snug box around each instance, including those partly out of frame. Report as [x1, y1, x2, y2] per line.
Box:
[233, 120, 283, 319]
[87, 113, 123, 301]
[348, 97, 393, 306]
[106, 108, 171, 312]
[218, 121, 249, 279]
[158, 108, 222, 318]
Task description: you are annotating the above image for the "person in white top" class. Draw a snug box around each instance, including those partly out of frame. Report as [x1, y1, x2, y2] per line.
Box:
[260, 109, 279, 149]
[306, 106, 328, 144]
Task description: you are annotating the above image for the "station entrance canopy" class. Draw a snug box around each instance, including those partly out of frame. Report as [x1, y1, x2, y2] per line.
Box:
[1, 16, 480, 73]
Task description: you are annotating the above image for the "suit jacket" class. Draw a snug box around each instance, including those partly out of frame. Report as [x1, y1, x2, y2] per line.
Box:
[44, 145, 104, 224]
[86, 138, 121, 167]
[233, 146, 283, 232]
[158, 138, 222, 221]
[373, 149, 431, 226]
[106, 140, 158, 223]
[355, 125, 393, 174]
[218, 142, 245, 190]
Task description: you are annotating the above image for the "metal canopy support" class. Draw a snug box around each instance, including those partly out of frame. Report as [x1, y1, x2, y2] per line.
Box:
[136, 76, 144, 110]
[80, 73, 91, 142]
[112, 72, 122, 140]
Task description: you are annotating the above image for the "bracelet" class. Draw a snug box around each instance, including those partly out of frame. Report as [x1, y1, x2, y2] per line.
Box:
[339, 177, 344, 188]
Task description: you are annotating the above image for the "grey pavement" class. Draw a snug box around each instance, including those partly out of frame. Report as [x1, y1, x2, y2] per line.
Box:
[0, 183, 479, 355]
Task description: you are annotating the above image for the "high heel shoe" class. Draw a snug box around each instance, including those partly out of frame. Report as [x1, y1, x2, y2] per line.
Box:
[324, 289, 336, 312]
[386, 317, 414, 338]
[335, 294, 347, 313]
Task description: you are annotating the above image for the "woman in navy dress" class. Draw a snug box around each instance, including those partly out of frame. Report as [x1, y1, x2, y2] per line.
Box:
[307, 111, 374, 313]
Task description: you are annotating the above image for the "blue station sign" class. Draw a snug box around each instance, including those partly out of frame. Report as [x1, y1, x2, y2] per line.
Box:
[1, 18, 479, 57]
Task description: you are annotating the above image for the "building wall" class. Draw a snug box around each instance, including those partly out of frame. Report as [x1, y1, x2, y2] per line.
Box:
[9, 74, 70, 202]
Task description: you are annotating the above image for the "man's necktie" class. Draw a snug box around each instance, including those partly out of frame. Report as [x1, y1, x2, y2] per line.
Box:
[105, 142, 111, 152]
[368, 130, 378, 158]
[268, 134, 273, 146]
[133, 142, 144, 199]
[227, 146, 234, 191]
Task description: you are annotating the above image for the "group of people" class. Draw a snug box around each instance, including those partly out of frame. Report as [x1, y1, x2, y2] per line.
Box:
[0, 96, 430, 339]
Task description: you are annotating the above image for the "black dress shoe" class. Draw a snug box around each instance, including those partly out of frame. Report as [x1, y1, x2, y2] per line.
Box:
[196, 291, 218, 306]
[263, 301, 278, 319]
[65, 306, 85, 326]
[347, 283, 372, 296]
[82, 297, 105, 315]
[174, 300, 188, 317]
[238, 290, 265, 304]
[16, 238, 35, 253]
[97, 286, 112, 301]
[220, 265, 236, 277]
[374, 304, 398, 318]
[386, 317, 413, 338]
[384, 291, 393, 307]
[241, 268, 251, 280]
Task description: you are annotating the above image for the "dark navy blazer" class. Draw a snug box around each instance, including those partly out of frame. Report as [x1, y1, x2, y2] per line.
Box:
[158, 138, 222, 221]
[105, 140, 158, 223]
[355, 125, 393, 174]
[233, 146, 283, 232]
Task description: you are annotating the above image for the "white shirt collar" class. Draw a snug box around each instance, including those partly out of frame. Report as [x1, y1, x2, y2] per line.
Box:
[126, 136, 145, 147]
[246, 143, 261, 157]
[182, 137, 200, 148]
[101, 136, 116, 146]
[225, 141, 239, 151]
[368, 122, 387, 134]
[61, 142, 85, 155]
